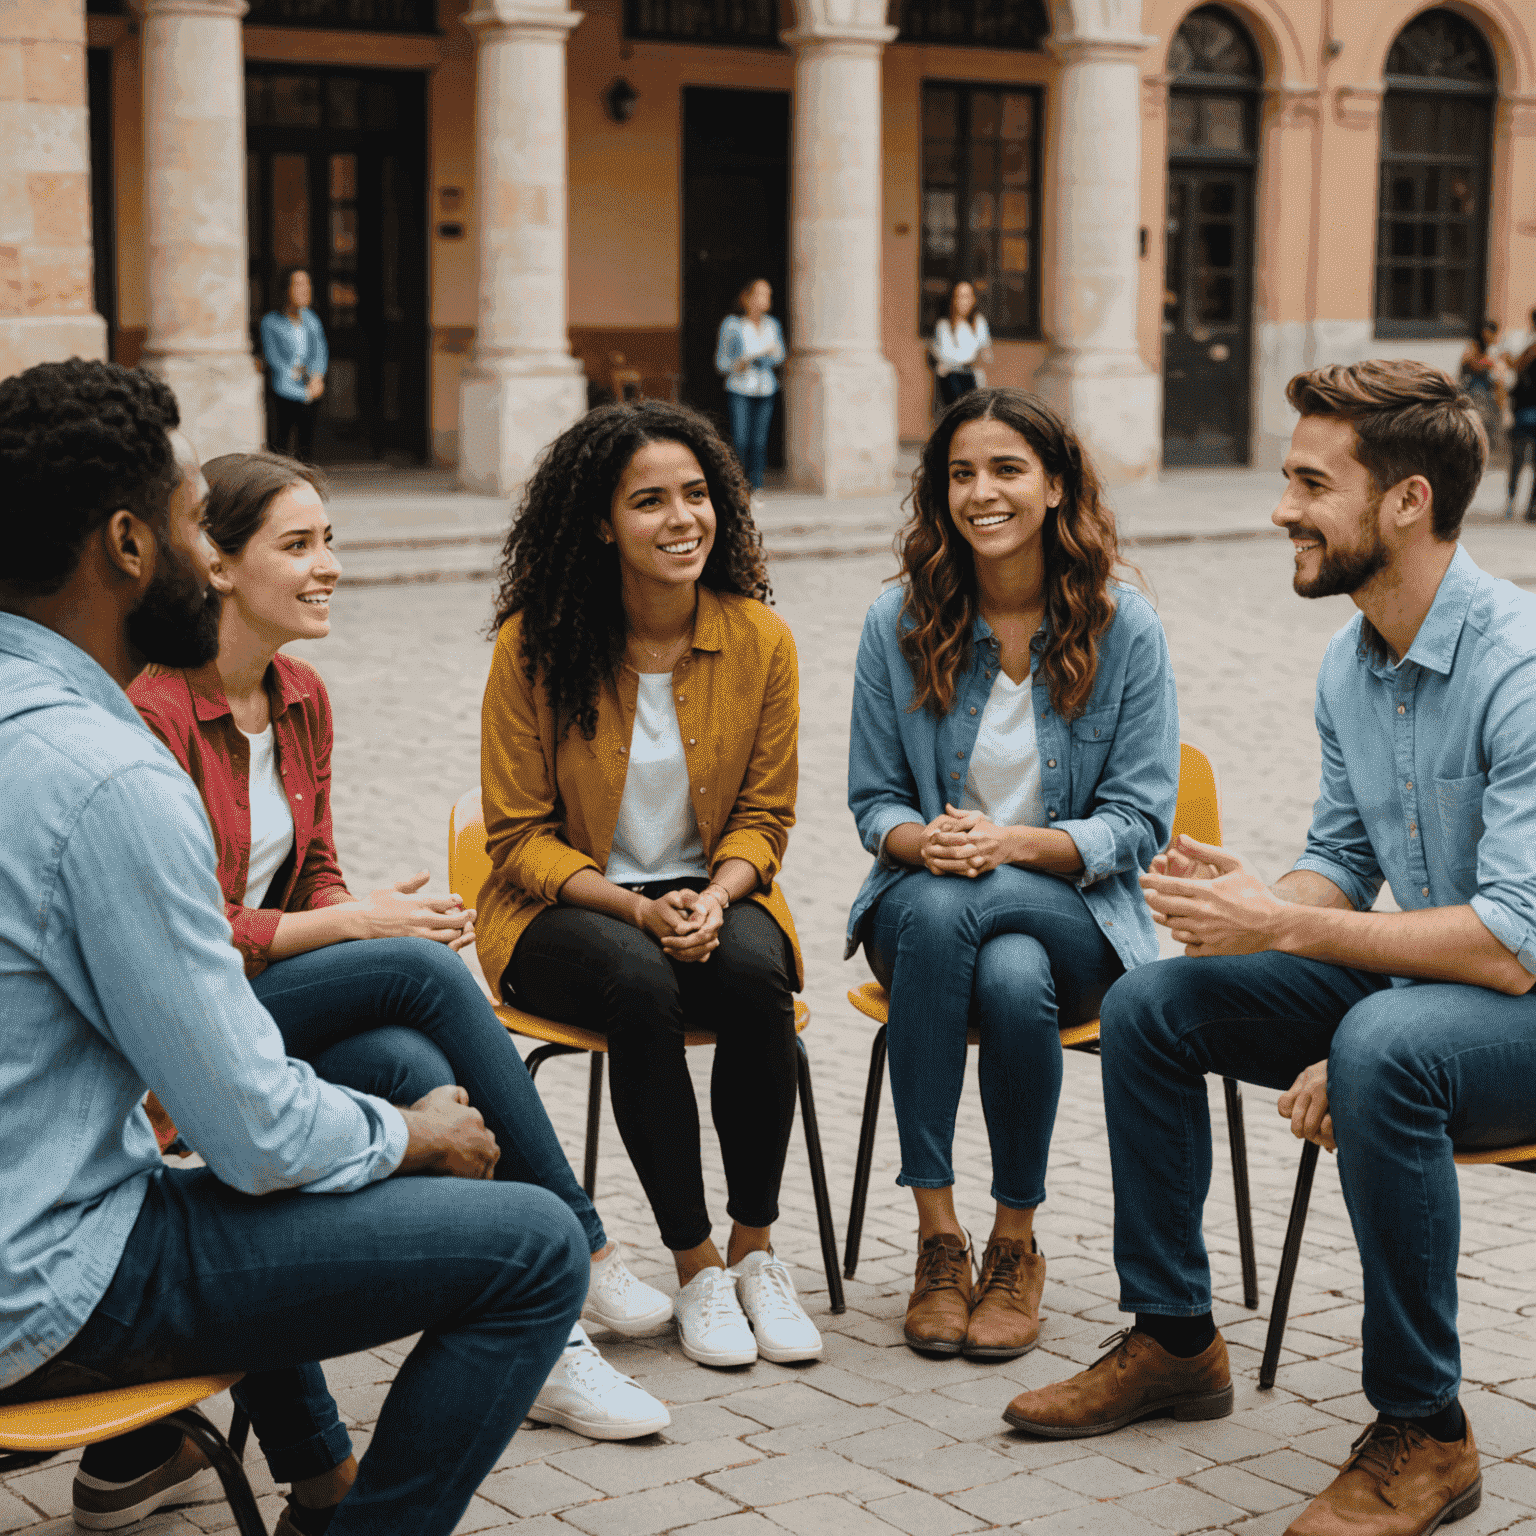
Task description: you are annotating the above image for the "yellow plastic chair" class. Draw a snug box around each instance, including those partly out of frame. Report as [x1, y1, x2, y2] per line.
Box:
[1260, 1137, 1536, 1388]
[841, 742, 1260, 1311]
[449, 788, 846, 1314]
[0, 1375, 263, 1534]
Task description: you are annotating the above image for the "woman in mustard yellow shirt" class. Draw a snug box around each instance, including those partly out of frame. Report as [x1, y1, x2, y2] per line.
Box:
[478, 400, 820, 1370]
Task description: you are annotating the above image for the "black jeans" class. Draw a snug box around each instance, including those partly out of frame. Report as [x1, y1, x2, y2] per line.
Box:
[936, 370, 978, 408]
[508, 881, 798, 1250]
[271, 394, 316, 460]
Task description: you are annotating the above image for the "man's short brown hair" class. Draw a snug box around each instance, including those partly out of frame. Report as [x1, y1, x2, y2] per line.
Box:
[1285, 360, 1487, 540]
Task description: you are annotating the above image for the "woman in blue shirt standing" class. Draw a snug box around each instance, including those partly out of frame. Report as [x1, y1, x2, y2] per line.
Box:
[260, 268, 329, 462]
[715, 278, 784, 492]
[846, 387, 1179, 1364]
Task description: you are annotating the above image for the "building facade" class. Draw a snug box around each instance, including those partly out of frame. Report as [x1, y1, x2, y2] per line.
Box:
[3, 0, 1534, 491]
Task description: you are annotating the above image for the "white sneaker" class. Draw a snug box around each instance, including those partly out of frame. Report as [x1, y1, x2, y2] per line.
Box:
[582, 1246, 673, 1338]
[674, 1266, 758, 1367]
[526, 1324, 671, 1440]
[733, 1250, 823, 1363]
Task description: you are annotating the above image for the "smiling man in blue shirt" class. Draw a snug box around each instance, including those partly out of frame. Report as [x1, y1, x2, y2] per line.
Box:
[1004, 361, 1536, 1536]
[0, 360, 586, 1536]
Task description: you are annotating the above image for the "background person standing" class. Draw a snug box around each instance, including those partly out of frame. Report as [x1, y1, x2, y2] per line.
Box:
[930, 282, 993, 411]
[261, 269, 328, 462]
[1505, 310, 1536, 521]
[715, 278, 784, 492]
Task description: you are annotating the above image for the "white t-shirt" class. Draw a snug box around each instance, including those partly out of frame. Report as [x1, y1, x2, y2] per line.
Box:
[960, 669, 1046, 830]
[242, 725, 296, 908]
[605, 672, 709, 887]
[932, 316, 991, 372]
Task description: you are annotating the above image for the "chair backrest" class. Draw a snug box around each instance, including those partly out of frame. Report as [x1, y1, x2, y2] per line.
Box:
[1172, 742, 1222, 848]
[449, 787, 492, 911]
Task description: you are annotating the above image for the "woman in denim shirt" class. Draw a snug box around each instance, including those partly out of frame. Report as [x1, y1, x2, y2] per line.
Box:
[846, 388, 1179, 1362]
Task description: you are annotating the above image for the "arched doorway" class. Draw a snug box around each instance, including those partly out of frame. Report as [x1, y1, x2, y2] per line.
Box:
[1374, 8, 1497, 338]
[1161, 5, 1262, 467]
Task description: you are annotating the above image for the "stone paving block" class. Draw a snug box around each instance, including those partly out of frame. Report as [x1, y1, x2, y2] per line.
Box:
[1113, 1479, 1247, 1531]
[827, 1418, 955, 1466]
[771, 1365, 906, 1407]
[453, 1493, 523, 1532]
[1463, 1390, 1536, 1458]
[1484, 1459, 1536, 1508]
[1139, 1418, 1284, 1462]
[492, 1422, 590, 1468]
[1038, 1452, 1167, 1499]
[862, 1488, 987, 1535]
[1231, 1398, 1346, 1441]
[760, 1492, 906, 1535]
[557, 1480, 741, 1536]
[1187, 1461, 1298, 1513]
[1222, 1501, 1313, 1536]
[661, 1401, 777, 1444]
[0, 1492, 38, 1536]
[1264, 1357, 1362, 1403]
[547, 1435, 763, 1496]
[744, 1407, 904, 1456]
[726, 1382, 867, 1429]
[1236, 1449, 1337, 1495]
[1007, 1500, 1166, 1536]
[869, 1440, 1020, 1494]
[945, 1468, 1086, 1525]
[675, 1515, 781, 1535]
[477, 1458, 598, 1517]
[0, 1464, 69, 1521]
[706, 1449, 903, 1505]
[1091, 1425, 1215, 1479]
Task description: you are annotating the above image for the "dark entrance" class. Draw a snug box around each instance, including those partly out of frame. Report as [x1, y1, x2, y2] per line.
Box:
[245, 65, 428, 463]
[1161, 6, 1260, 467]
[681, 87, 790, 470]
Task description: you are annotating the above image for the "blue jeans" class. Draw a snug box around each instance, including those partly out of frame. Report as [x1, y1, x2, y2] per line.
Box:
[251, 936, 605, 1252]
[727, 391, 775, 489]
[864, 866, 1123, 1207]
[1100, 952, 1536, 1415]
[50, 1167, 586, 1534]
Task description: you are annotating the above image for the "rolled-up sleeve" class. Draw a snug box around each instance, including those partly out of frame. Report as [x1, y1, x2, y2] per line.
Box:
[714, 627, 798, 885]
[59, 765, 406, 1194]
[848, 605, 925, 859]
[1468, 659, 1536, 975]
[1292, 682, 1384, 913]
[1054, 607, 1179, 888]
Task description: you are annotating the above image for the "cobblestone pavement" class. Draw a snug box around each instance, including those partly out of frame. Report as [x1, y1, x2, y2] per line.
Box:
[7, 492, 1536, 1536]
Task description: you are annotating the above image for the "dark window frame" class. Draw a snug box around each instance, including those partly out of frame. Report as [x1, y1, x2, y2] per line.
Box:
[622, 0, 782, 50]
[893, 0, 1048, 51]
[1373, 9, 1497, 341]
[918, 80, 1044, 343]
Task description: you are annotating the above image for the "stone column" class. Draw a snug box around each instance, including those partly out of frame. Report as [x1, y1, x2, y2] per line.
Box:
[1035, 26, 1160, 486]
[781, 20, 898, 496]
[457, 0, 586, 496]
[0, 0, 106, 377]
[137, 0, 262, 458]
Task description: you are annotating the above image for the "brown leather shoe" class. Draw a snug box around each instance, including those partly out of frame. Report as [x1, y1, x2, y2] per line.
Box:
[1002, 1327, 1233, 1438]
[1284, 1417, 1481, 1536]
[903, 1233, 974, 1355]
[964, 1238, 1045, 1359]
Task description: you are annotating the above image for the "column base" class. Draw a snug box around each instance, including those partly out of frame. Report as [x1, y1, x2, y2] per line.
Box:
[783, 352, 898, 497]
[457, 357, 587, 496]
[0, 315, 109, 380]
[141, 350, 264, 461]
[1034, 350, 1161, 488]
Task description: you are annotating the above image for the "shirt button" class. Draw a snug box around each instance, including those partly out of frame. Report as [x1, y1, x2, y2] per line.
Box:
[1405, 780, 1413, 790]
[1048, 809, 1057, 819]
[677, 695, 686, 703]
[296, 792, 303, 801]
[969, 707, 977, 715]
[1409, 823, 1416, 836]
[1397, 704, 1406, 715]
[1422, 886, 1430, 897]
[984, 671, 992, 680]
[951, 771, 961, 780]
[1047, 759, 1056, 769]
[698, 786, 706, 794]
[1105, 919, 1114, 927]
[689, 739, 696, 746]
[956, 750, 965, 759]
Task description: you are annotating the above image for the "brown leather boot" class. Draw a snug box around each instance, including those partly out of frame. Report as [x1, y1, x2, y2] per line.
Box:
[1284, 1417, 1481, 1536]
[1003, 1327, 1233, 1438]
[903, 1232, 974, 1355]
[964, 1238, 1045, 1359]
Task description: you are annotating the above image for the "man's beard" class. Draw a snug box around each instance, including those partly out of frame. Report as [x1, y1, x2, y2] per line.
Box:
[126, 525, 223, 669]
[1291, 498, 1389, 599]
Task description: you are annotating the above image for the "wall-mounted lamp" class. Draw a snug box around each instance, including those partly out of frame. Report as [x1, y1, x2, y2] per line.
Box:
[603, 77, 639, 124]
[1323, 38, 1343, 60]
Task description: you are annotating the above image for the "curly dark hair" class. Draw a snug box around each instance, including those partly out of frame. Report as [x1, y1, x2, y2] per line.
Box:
[488, 400, 770, 740]
[899, 387, 1123, 722]
[0, 359, 182, 598]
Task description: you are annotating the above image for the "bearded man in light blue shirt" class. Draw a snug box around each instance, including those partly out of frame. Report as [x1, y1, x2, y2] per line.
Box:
[1007, 361, 1536, 1536]
[0, 360, 586, 1536]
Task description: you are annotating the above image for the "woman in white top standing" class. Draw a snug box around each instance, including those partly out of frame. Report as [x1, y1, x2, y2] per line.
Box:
[846, 388, 1179, 1363]
[714, 277, 785, 491]
[931, 281, 993, 410]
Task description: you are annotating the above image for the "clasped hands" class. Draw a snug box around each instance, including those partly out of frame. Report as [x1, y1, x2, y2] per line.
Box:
[635, 887, 724, 962]
[918, 804, 1013, 878]
[1145, 834, 1333, 1151]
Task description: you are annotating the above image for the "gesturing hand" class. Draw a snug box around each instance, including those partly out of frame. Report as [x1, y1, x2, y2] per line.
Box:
[1277, 1060, 1334, 1152]
[1139, 837, 1286, 956]
[1149, 833, 1224, 882]
[397, 1085, 500, 1179]
[662, 890, 724, 964]
[923, 804, 1012, 878]
[353, 873, 474, 949]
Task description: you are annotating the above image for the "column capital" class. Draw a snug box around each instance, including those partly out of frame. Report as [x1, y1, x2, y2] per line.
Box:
[1047, 29, 1155, 65]
[780, 21, 897, 53]
[130, 0, 246, 20]
[462, 0, 582, 38]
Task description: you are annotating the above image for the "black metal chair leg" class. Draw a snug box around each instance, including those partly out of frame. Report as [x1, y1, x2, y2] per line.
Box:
[1259, 1140, 1321, 1390]
[228, 1404, 250, 1460]
[843, 1026, 888, 1280]
[165, 1406, 268, 1536]
[523, 1041, 582, 1081]
[795, 1036, 846, 1315]
[583, 1052, 603, 1198]
[1222, 1077, 1260, 1311]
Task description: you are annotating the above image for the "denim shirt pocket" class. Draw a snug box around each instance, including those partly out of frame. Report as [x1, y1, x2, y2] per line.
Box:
[1433, 772, 1486, 886]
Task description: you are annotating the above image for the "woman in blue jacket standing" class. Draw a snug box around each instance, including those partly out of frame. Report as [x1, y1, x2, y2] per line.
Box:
[260, 268, 329, 461]
[715, 278, 784, 491]
[846, 387, 1179, 1363]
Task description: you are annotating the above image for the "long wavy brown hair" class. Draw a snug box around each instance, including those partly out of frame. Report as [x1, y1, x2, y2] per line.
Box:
[899, 387, 1122, 721]
[488, 400, 770, 740]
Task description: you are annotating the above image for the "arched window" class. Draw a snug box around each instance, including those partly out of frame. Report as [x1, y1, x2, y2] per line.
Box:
[1375, 8, 1497, 338]
[896, 0, 1048, 49]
